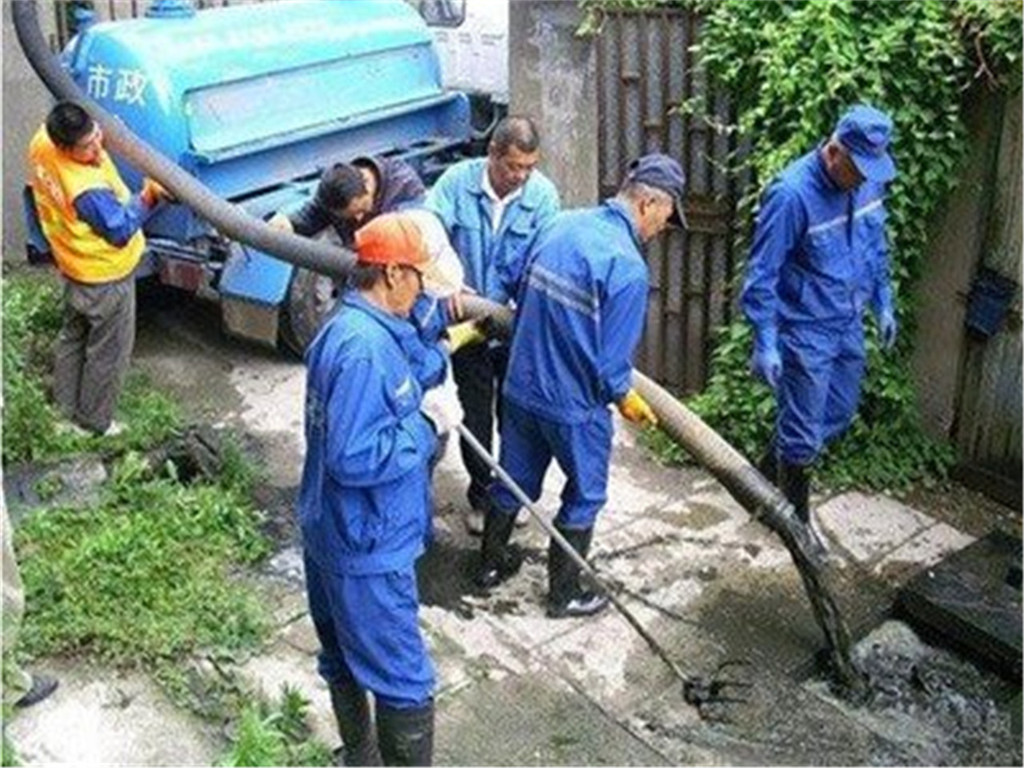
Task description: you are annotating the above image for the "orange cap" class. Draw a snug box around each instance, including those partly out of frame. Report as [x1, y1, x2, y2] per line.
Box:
[355, 213, 429, 268]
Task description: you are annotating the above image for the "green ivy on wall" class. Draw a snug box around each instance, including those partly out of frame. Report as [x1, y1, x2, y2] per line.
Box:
[579, 0, 1022, 490]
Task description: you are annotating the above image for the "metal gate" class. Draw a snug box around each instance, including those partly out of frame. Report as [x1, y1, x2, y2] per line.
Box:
[952, 89, 1022, 505]
[596, 8, 745, 395]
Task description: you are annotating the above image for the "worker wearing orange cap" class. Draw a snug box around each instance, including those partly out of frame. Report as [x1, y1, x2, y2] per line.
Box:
[298, 213, 443, 766]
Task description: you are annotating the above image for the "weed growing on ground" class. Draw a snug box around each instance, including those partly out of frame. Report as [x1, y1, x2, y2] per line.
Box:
[216, 435, 262, 496]
[219, 686, 333, 767]
[2, 270, 81, 463]
[16, 451, 271, 666]
[115, 372, 184, 449]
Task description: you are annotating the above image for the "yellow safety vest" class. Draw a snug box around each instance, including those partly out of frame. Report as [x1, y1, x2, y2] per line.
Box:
[28, 125, 145, 283]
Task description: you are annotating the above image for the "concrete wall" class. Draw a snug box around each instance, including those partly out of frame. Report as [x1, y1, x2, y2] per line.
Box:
[3, 0, 58, 260]
[509, 0, 598, 208]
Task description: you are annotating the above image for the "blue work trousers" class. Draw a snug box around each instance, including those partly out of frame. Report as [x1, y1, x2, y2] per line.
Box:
[489, 400, 612, 530]
[304, 551, 434, 710]
[776, 320, 866, 466]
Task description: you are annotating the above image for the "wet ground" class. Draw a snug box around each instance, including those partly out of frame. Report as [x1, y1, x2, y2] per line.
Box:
[6, 288, 1021, 765]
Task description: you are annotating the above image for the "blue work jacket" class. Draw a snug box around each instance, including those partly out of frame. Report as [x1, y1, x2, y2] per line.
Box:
[73, 188, 153, 248]
[741, 148, 893, 348]
[426, 158, 560, 303]
[503, 199, 649, 424]
[299, 292, 437, 576]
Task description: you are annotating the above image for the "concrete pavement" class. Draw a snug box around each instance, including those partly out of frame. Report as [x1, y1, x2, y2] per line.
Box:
[233, 421, 1016, 765]
[7, 298, 1019, 765]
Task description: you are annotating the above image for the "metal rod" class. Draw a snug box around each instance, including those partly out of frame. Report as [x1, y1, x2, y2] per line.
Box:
[455, 423, 691, 685]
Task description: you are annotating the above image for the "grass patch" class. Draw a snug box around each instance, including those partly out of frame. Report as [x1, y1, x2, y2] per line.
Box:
[3, 270, 78, 463]
[2, 270, 183, 464]
[116, 372, 184, 448]
[4, 269, 298, 757]
[16, 451, 271, 666]
[1, 730, 18, 767]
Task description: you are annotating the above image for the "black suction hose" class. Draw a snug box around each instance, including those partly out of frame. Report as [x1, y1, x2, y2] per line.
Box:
[12, 0, 354, 281]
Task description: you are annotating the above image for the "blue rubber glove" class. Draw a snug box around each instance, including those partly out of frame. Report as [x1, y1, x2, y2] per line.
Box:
[751, 344, 782, 389]
[879, 308, 897, 350]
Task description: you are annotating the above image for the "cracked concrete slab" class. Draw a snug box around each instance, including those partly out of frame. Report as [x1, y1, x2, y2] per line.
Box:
[873, 522, 976, 577]
[4, 660, 219, 766]
[817, 491, 936, 563]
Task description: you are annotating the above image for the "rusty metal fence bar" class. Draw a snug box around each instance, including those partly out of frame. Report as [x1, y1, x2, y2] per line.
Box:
[596, 8, 744, 396]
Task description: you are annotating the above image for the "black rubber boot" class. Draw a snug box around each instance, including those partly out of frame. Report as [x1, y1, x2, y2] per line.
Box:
[546, 527, 609, 619]
[329, 682, 381, 766]
[757, 436, 779, 484]
[779, 460, 811, 524]
[779, 460, 831, 558]
[376, 700, 434, 766]
[13, 673, 58, 709]
[475, 510, 521, 589]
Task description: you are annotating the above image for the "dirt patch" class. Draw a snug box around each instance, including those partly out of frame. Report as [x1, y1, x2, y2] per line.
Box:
[416, 535, 483, 618]
[416, 527, 546, 619]
[250, 481, 300, 548]
[901, 481, 1020, 539]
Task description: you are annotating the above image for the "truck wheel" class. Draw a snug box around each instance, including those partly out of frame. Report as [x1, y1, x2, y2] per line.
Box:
[280, 268, 341, 356]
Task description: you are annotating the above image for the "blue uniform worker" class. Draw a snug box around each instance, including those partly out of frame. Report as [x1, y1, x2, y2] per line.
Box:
[299, 213, 443, 766]
[426, 116, 560, 531]
[741, 104, 898, 526]
[476, 154, 685, 619]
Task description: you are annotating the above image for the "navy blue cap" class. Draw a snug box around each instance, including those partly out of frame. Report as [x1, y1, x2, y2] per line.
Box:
[625, 153, 687, 227]
[835, 105, 896, 183]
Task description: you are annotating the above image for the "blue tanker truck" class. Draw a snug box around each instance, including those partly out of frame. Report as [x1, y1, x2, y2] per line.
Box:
[24, 0, 474, 354]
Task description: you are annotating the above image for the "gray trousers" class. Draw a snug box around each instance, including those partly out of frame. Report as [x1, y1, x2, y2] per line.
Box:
[53, 275, 136, 433]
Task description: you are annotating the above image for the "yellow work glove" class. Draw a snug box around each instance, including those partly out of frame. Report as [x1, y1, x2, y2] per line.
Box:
[141, 178, 173, 207]
[446, 321, 487, 353]
[617, 388, 658, 428]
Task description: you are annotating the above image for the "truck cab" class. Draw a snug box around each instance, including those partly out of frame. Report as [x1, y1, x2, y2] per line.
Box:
[413, 0, 510, 136]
